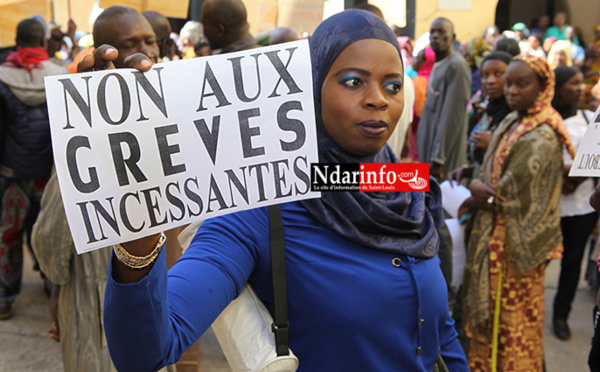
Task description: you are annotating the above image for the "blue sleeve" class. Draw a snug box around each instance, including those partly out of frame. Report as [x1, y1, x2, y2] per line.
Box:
[439, 314, 469, 371]
[104, 209, 267, 372]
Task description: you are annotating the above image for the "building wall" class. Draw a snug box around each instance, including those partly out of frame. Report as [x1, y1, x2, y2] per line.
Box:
[0, 0, 50, 47]
[507, 0, 547, 32]
[414, 0, 497, 44]
[245, 0, 278, 34]
[566, 0, 599, 46]
[2, 0, 596, 57]
[53, 0, 97, 35]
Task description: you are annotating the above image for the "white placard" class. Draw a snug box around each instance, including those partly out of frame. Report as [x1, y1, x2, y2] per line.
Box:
[446, 218, 466, 287]
[44, 40, 319, 253]
[568, 105, 600, 177]
[440, 180, 471, 219]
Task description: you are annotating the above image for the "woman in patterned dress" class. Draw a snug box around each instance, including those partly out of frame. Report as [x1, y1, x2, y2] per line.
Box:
[460, 55, 575, 371]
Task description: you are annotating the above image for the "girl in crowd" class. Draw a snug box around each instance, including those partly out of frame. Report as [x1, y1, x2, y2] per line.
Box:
[551, 65, 597, 341]
[90, 10, 469, 372]
[460, 55, 575, 370]
[450, 51, 513, 184]
[463, 37, 490, 97]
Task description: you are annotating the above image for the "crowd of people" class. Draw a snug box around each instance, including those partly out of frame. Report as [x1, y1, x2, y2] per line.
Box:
[2, 1, 600, 371]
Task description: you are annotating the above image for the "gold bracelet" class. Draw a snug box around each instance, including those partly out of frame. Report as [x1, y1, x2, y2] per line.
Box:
[113, 233, 166, 270]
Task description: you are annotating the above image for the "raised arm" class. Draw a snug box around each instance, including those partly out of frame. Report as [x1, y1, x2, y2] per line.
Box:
[104, 208, 266, 371]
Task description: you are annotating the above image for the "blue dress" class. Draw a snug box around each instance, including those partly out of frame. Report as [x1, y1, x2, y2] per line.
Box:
[104, 201, 468, 372]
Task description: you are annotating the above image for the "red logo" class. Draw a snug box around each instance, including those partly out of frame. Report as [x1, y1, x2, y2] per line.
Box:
[359, 163, 429, 192]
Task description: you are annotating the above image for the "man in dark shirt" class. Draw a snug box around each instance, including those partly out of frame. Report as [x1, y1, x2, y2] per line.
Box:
[200, 0, 260, 54]
[0, 18, 66, 319]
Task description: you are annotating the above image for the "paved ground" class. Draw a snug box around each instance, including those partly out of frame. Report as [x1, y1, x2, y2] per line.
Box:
[0, 251, 230, 372]
[0, 249, 596, 372]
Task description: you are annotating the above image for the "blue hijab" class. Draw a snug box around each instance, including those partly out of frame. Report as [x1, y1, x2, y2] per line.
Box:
[299, 10, 443, 258]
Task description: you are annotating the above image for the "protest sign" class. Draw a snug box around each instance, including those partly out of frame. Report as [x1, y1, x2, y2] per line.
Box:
[44, 40, 319, 254]
[568, 106, 600, 177]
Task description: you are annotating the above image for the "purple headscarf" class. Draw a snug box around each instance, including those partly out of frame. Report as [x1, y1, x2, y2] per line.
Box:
[299, 10, 442, 258]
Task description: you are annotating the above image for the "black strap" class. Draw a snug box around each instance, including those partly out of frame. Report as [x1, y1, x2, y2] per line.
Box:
[583, 110, 591, 124]
[268, 204, 290, 356]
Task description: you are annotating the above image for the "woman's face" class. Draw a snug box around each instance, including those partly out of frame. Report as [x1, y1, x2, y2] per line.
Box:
[552, 50, 568, 67]
[558, 72, 585, 107]
[528, 35, 540, 49]
[481, 59, 508, 99]
[505, 61, 542, 113]
[321, 39, 404, 156]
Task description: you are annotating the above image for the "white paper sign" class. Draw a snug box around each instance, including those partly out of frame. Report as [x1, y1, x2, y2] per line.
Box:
[445, 218, 466, 287]
[44, 40, 320, 253]
[569, 105, 600, 177]
[440, 180, 471, 219]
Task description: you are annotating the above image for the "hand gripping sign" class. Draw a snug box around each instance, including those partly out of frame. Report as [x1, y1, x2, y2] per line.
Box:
[44, 40, 319, 253]
[569, 106, 600, 177]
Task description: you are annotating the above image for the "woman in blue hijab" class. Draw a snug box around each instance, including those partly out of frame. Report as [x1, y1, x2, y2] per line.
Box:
[102, 10, 468, 371]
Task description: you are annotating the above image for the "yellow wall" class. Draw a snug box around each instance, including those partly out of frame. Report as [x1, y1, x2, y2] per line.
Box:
[99, 0, 188, 19]
[53, 0, 97, 34]
[245, 0, 278, 34]
[0, 0, 50, 47]
[371, 0, 406, 27]
[5, 0, 595, 54]
[415, 0, 497, 43]
[277, 0, 324, 35]
[245, 0, 324, 35]
[567, 0, 600, 46]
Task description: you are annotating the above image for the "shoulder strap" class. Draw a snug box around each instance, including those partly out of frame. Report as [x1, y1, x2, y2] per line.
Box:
[582, 110, 591, 124]
[268, 204, 290, 356]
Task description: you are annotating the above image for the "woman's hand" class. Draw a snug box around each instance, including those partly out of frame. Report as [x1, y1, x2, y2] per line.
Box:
[469, 180, 504, 211]
[592, 81, 600, 100]
[48, 285, 60, 342]
[112, 233, 164, 284]
[472, 130, 493, 150]
[430, 161, 444, 181]
[458, 196, 476, 219]
[470, 92, 484, 113]
[77, 45, 154, 73]
[562, 176, 586, 194]
[448, 165, 473, 186]
[590, 182, 600, 213]
[562, 163, 586, 194]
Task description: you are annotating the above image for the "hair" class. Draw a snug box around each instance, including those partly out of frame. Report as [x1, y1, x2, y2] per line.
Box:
[495, 37, 520, 56]
[353, 3, 384, 20]
[16, 18, 45, 47]
[529, 32, 543, 45]
[203, 0, 248, 28]
[552, 65, 581, 118]
[483, 25, 499, 39]
[482, 51, 513, 66]
[93, 5, 140, 47]
[180, 21, 205, 46]
[142, 11, 171, 41]
[433, 17, 455, 34]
